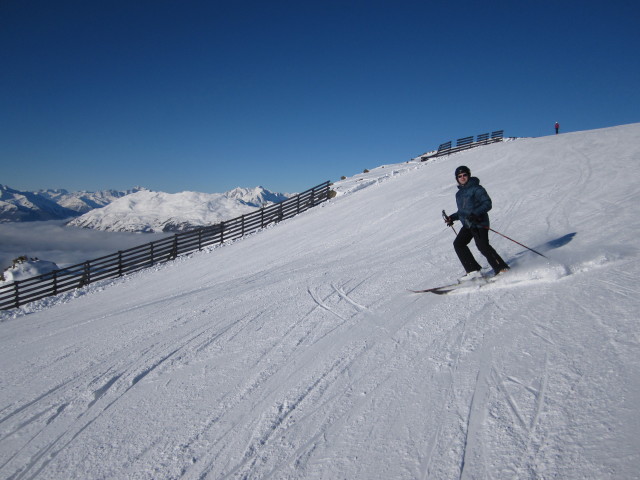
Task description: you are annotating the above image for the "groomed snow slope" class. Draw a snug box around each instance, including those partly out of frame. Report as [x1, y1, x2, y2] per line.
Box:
[1, 123, 639, 479]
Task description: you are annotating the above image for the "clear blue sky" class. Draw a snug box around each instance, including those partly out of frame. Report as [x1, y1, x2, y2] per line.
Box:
[1, 0, 639, 194]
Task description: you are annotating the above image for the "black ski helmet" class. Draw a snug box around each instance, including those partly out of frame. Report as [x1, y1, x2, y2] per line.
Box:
[455, 165, 470, 182]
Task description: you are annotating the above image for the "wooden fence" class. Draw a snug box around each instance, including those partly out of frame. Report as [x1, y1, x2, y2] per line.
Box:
[421, 130, 504, 160]
[0, 181, 331, 311]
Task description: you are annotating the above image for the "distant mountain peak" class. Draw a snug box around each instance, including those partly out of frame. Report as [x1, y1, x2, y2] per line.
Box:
[224, 186, 289, 207]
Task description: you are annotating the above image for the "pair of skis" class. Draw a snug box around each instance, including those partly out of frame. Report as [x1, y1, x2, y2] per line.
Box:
[409, 282, 470, 295]
[409, 274, 496, 295]
[409, 283, 461, 295]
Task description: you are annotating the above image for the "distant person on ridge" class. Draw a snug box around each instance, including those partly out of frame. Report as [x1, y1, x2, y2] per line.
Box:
[555, 121, 560, 134]
[443, 165, 510, 279]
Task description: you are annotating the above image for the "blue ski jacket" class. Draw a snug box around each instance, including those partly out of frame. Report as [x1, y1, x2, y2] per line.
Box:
[449, 176, 492, 228]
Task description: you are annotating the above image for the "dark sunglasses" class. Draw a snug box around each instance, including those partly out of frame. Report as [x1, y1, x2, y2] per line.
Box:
[457, 173, 469, 178]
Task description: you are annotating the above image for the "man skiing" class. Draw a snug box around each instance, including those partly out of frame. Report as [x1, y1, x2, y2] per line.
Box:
[444, 165, 510, 279]
[555, 121, 560, 134]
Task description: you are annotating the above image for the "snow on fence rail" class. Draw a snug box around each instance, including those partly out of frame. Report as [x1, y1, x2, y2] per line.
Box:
[0, 181, 331, 311]
[420, 130, 504, 160]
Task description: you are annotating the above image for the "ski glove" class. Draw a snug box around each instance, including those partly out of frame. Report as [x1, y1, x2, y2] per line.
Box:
[444, 215, 454, 227]
[468, 214, 482, 224]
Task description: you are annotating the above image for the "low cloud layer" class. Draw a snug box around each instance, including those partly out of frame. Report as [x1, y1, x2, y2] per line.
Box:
[0, 221, 170, 270]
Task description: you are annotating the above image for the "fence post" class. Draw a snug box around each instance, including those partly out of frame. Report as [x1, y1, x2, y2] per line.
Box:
[13, 281, 20, 309]
[52, 270, 58, 296]
[170, 235, 178, 259]
[118, 252, 123, 277]
[80, 261, 90, 286]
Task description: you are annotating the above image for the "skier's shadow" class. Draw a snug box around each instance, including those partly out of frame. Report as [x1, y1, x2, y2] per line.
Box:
[538, 232, 576, 251]
[506, 232, 576, 267]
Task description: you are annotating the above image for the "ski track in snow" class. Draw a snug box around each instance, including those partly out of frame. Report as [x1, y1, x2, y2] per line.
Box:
[1, 250, 633, 479]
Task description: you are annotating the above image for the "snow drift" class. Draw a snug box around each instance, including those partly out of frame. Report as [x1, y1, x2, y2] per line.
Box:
[1, 123, 639, 479]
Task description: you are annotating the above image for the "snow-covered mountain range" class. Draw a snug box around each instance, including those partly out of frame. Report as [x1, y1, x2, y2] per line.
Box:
[1, 185, 292, 233]
[0, 185, 145, 222]
[0, 185, 78, 222]
[66, 187, 291, 232]
[37, 187, 147, 214]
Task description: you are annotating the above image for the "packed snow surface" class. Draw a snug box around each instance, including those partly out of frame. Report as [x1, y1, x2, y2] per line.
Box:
[1, 124, 640, 479]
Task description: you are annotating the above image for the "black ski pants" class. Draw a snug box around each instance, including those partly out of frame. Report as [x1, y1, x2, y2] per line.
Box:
[454, 226, 509, 274]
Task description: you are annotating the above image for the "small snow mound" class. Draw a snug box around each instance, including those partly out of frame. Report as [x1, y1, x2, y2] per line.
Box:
[1, 257, 59, 283]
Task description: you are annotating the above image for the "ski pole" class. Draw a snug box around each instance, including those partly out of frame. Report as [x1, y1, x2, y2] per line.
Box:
[482, 226, 548, 259]
[442, 210, 457, 235]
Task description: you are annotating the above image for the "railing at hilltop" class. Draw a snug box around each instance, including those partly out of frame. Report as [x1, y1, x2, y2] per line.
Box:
[0, 181, 331, 311]
[420, 130, 504, 161]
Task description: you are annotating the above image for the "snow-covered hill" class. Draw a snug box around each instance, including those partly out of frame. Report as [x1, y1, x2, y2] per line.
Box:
[66, 187, 292, 232]
[1, 123, 639, 479]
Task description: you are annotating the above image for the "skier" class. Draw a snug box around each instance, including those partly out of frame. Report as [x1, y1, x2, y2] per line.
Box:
[444, 166, 510, 279]
[555, 121, 560, 134]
